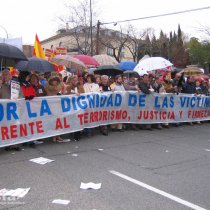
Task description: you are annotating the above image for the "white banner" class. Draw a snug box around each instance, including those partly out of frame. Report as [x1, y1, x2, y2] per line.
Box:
[10, 80, 20, 100]
[0, 92, 209, 147]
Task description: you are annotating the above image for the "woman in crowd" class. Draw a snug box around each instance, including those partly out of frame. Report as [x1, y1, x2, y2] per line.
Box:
[18, 71, 37, 147]
[18, 71, 36, 100]
[66, 75, 85, 141]
[83, 74, 100, 93]
[83, 74, 100, 136]
[95, 75, 101, 85]
[111, 75, 125, 132]
[30, 74, 47, 97]
[78, 76, 84, 86]
[46, 76, 65, 142]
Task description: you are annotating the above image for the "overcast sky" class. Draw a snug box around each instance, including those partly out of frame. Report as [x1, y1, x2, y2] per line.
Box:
[0, 0, 209, 44]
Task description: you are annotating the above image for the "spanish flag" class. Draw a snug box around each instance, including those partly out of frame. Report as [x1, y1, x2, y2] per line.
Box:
[33, 34, 46, 59]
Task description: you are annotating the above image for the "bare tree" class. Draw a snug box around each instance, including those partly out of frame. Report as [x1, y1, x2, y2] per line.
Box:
[58, 0, 98, 55]
[126, 26, 154, 62]
[99, 26, 130, 62]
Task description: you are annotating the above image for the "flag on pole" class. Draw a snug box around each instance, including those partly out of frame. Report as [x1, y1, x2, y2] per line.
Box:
[33, 34, 46, 59]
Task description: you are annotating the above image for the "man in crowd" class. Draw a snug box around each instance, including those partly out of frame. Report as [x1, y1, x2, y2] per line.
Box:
[111, 75, 125, 132]
[99, 75, 112, 135]
[0, 69, 22, 151]
[138, 74, 153, 130]
[124, 75, 140, 130]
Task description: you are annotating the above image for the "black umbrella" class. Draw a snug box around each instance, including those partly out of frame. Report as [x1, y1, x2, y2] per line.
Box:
[123, 70, 139, 77]
[0, 43, 27, 60]
[15, 57, 55, 73]
[94, 65, 123, 76]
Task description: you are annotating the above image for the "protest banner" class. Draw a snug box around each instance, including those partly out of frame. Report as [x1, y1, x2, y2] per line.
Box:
[0, 92, 209, 147]
[10, 80, 20, 100]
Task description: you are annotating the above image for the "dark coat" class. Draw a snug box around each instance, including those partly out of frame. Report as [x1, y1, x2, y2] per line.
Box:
[183, 82, 196, 94]
[138, 81, 151, 94]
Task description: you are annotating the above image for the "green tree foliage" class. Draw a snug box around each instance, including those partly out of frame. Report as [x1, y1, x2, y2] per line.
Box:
[188, 37, 210, 70]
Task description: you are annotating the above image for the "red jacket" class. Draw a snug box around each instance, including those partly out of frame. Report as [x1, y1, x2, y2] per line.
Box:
[21, 85, 36, 98]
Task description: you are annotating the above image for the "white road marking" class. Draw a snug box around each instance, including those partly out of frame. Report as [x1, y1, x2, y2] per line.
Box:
[204, 149, 210, 152]
[110, 170, 206, 210]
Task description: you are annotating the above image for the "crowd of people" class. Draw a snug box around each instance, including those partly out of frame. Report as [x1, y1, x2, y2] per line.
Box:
[0, 68, 209, 151]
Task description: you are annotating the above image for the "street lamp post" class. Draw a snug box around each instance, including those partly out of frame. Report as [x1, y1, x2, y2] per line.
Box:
[0, 25, 8, 41]
[96, 20, 101, 55]
[90, 0, 93, 56]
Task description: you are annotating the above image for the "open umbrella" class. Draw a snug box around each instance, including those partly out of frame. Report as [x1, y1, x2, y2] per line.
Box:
[0, 43, 28, 70]
[180, 65, 204, 76]
[15, 57, 55, 73]
[118, 61, 137, 71]
[94, 65, 123, 76]
[123, 70, 139, 77]
[93, 54, 118, 66]
[50, 55, 86, 71]
[73, 55, 100, 67]
[0, 43, 27, 60]
[134, 57, 173, 75]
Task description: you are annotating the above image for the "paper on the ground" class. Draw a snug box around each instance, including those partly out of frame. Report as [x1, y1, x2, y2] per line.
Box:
[0, 188, 30, 198]
[98, 149, 104, 151]
[0, 188, 8, 196]
[80, 182, 102, 190]
[52, 199, 70, 205]
[29, 157, 54, 165]
[59, 139, 71, 143]
[205, 149, 210, 152]
[71, 154, 78, 157]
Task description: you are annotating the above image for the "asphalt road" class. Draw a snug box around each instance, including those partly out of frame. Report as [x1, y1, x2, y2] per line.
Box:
[0, 122, 210, 210]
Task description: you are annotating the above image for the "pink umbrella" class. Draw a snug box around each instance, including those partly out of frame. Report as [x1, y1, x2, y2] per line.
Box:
[73, 55, 100, 67]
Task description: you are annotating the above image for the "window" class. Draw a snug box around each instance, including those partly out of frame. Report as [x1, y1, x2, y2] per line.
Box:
[107, 47, 113, 56]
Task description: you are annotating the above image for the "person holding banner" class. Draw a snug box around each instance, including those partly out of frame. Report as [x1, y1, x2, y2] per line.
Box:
[0, 69, 22, 151]
[66, 75, 85, 141]
[124, 75, 140, 131]
[138, 74, 153, 130]
[83, 74, 100, 93]
[83, 74, 100, 137]
[46, 76, 69, 142]
[98, 75, 111, 136]
[110, 75, 125, 132]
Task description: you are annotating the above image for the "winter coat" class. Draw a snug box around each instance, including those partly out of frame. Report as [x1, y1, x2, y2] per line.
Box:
[66, 84, 85, 95]
[46, 82, 62, 96]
